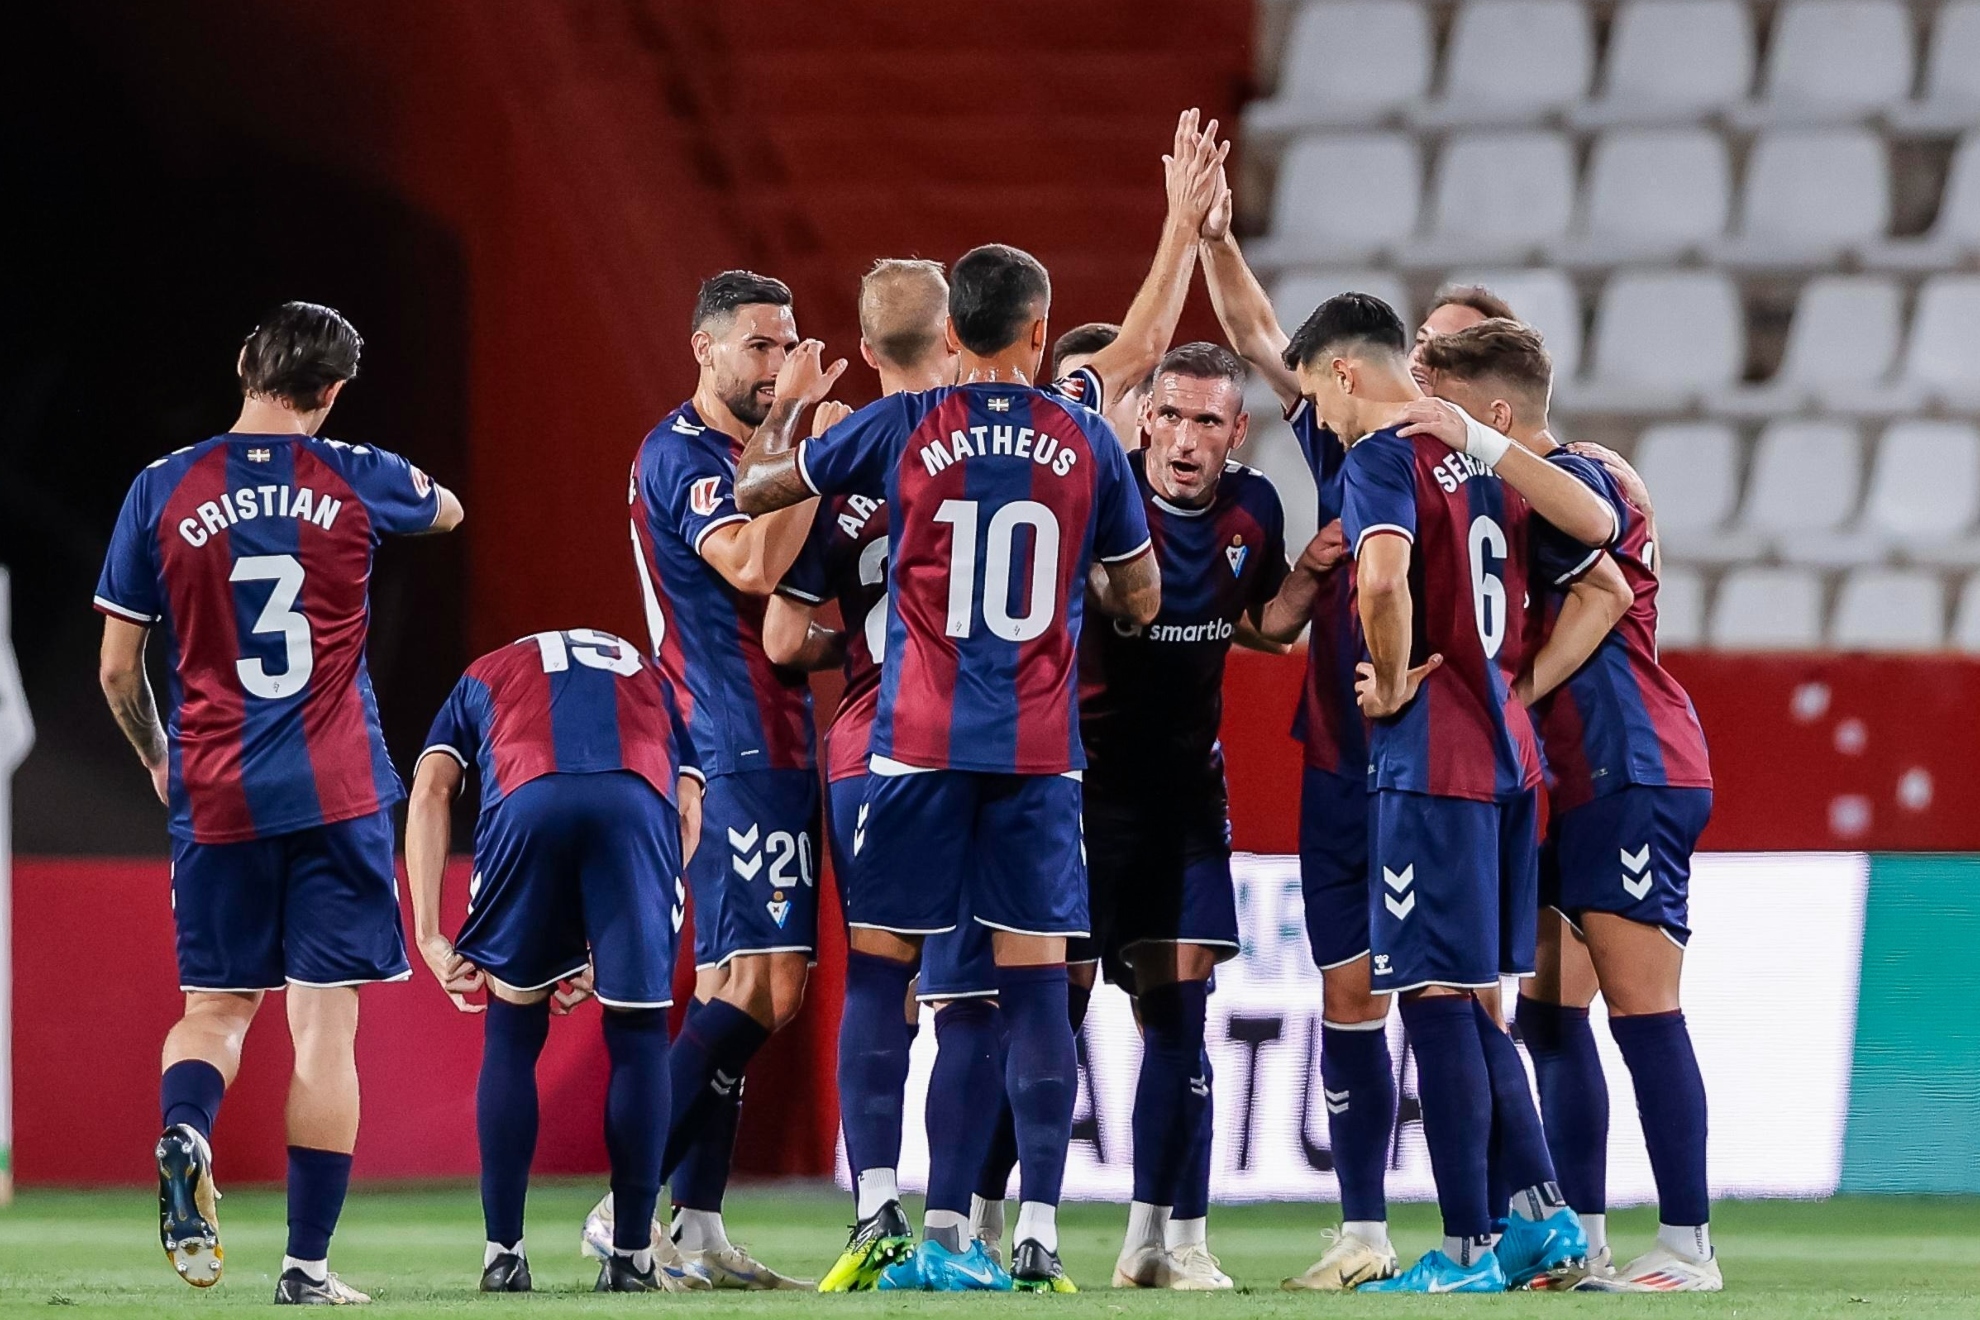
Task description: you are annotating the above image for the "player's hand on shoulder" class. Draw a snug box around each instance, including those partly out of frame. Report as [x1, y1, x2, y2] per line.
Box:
[1567, 441, 1654, 518]
[811, 399, 853, 437]
[419, 933, 485, 1013]
[1297, 520, 1347, 576]
[1395, 398, 1471, 452]
[550, 964, 594, 1016]
[774, 339, 848, 412]
[1355, 654, 1443, 719]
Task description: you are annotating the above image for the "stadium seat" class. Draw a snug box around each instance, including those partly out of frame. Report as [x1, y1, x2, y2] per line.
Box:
[1952, 573, 1980, 652]
[1654, 564, 1709, 648]
[1861, 420, 1980, 564]
[1712, 276, 1907, 415]
[1720, 129, 1891, 266]
[1737, 0, 1915, 124]
[1442, 268, 1583, 377]
[1411, 0, 1594, 126]
[1246, 1, 1434, 135]
[1746, 420, 1866, 564]
[1830, 568, 1946, 650]
[1633, 422, 1746, 562]
[1410, 131, 1575, 266]
[1709, 565, 1825, 648]
[1899, 276, 1980, 407]
[1563, 128, 1732, 264]
[1575, 0, 1753, 126]
[1272, 270, 1413, 330]
[1563, 271, 1744, 411]
[1869, 133, 1980, 266]
[1897, 0, 1980, 129]
[1250, 134, 1421, 268]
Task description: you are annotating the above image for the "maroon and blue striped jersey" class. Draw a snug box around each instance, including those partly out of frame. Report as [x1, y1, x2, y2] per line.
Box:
[94, 433, 442, 843]
[630, 401, 815, 777]
[421, 629, 701, 816]
[777, 494, 890, 784]
[1079, 450, 1288, 779]
[1284, 399, 1366, 778]
[1532, 452, 1713, 812]
[1340, 427, 1559, 803]
[795, 367, 1152, 775]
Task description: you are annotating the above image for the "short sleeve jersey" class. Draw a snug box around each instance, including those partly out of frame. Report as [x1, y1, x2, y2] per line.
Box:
[1284, 399, 1366, 778]
[93, 433, 441, 843]
[421, 629, 700, 822]
[1531, 451, 1713, 812]
[1339, 427, 1552, 802]
[1079, 452, 1289, 783]
[629, 401, 815, 777]
[777, 493, 890, 783]
[795, 366, 1152, 774]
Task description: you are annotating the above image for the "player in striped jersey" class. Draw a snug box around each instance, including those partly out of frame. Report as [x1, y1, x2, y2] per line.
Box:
[1417, 322, 1720, 1293]
[407, 630, 705, 1293]
[95, 303, 463, 1304]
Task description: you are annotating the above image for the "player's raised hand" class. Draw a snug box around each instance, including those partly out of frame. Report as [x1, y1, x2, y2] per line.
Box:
[550, 964, 595, 1016]
[1200, 165, 1234, 242]
[1163, 108, 1203, 219]
[1395, 397, 1473, 452]
[1297, 519, 1347, 575]
[810, 399, 854, 438]
[773, 338, 848, 411]
[419, 932, 486, 1013]
[1355, 654, 1443, 718]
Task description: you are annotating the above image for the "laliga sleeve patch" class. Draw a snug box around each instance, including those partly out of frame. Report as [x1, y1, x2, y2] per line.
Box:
[689, 476, 722, 517]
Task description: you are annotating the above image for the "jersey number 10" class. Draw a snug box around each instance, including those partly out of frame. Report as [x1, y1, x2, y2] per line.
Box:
[933, 499, 1062, 643]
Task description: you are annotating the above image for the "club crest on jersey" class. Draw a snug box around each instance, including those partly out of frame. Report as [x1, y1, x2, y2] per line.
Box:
[689, 476, 723, 517]
[247, 447, 272, 463]
[988, 396, 1011, 412]
[1226, 535, 1248, 576]
[410, 465, 433, 497]
[767, 892, 791, 928]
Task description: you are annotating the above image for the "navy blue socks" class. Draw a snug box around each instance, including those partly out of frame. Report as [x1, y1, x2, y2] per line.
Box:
[1321, 1022, 1395, 1225]
[1609, 1010, 1710, 1230]
[926, 999, 1003, 1222]
[1516, 996, 1609, 1218]
[1173, 1047, 1215, 1225]
[603, 1007, 671, 1253]
[285, 1146, 353, 1263]
[1132, 981, 1207, 1207]
[478, 997, 551, 1248]
[1398, 995, 1493, 1240]
[836, 952, 918, 1198]
[160, 1059, 225, 1141]
[997, 963, 1078, 1210]
[1472, 998, 1563, 1218]
[663, 997, 768, 1212]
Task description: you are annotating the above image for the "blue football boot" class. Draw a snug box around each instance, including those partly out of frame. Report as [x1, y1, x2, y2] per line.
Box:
[1496, 1206, 1589, 1288]
[1358, 1248, 1508, 1294]
[880, 1239, 1014, 1291]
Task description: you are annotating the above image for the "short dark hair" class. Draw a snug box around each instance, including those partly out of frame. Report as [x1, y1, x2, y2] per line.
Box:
[1154, 341, 1248, 391]
[1428, 282, 1516, 323]
[692, 270, 793, 333]
[1418, 318, 1554, 397]
[1051, 322, 1119, 378]
[1281, 292, 1409, 371]
[949, 244, 1051, 356]
[238, 302, 362, 410]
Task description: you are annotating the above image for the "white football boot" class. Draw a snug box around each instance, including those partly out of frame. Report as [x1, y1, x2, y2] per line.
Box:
[1580, 1243, 1723, 1292]
[1165, 1242, 1235, 1290]
[1281, 1226, 1401, 1291]
[679, 1241, 813, 1290]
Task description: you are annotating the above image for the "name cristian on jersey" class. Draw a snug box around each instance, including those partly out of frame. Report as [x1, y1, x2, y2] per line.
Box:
[917, 421, 1081, 478]
[171, 481, 351, 546]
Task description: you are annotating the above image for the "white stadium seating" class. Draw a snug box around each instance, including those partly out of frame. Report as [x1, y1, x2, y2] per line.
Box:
[1248, 0, 1980, 648]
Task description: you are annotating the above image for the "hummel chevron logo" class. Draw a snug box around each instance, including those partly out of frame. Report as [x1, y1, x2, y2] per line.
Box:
[672, 876, 687, 933]
[711, 1068, 740, 1098]
[1621, 844, 1653, 900]
[853, 802, 869, 856]
[730, 824, 762, 880]
[1383, 864, 1416, 920]
[1190, 1074, 1211, 1099]
[1324, 1086, 1351, 1115]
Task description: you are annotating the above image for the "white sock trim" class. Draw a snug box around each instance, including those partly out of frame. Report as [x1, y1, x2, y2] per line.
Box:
[671, 1207, 731, 1253]
[856, 1168, 901, 1221]
[282, 1256, 328, 1283]
[1657, 1222, 1712, 1263]
[1015, 1200, 1058, 1255]
[484, 1239, 525, 1267]
[1342, 1220, 1390, 1251]
[1165, 1216, 1207, 1249]
[970, 1193, 1006, 1240]
[1124, 1201, 1169, 1251]
[1581, 1213, 1607, 1256]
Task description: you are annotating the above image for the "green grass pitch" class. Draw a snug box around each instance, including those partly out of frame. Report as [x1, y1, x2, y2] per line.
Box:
[2, 1183, 1977, 1317]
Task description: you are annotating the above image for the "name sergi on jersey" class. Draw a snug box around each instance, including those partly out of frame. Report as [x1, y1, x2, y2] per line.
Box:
[778, 493, 889, 784]
[423, 630, 701, 825]
[630, 401, 815, 776]
[94, 433, 442, 842]
[1531, 451, 1713, 811]
[1079, 450, 1288, 779]
[796, 366, 1151, 775]
[1285, 399, 1365, 778]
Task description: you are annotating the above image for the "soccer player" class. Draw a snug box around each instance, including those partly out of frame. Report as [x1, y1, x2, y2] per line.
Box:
[1052, 322, 1152, 446]
[1200, 192, 1402, 1290]
[405, 629, 705, 1294]
[1285, 293, 1620, 1293]
[622, 270, 821, 1289]
[1416, 322, 1719, 1292]
[1410, 283, 1516, 390]
[94, 302, 463, 1304]
[1075, 342, 1334, 1290]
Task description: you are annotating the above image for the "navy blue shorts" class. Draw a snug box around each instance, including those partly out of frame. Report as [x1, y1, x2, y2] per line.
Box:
[848, 767, 1086, 938]
[688, 768, 821, 969]
[1299, 767, 1372, 972]
[1542, 786, 1713, 946]
[1368, 788, 1538, 993]
[171, 808, 408, 992]
[455, 771, 682, 1007]
[1071, 771, 1237, 989]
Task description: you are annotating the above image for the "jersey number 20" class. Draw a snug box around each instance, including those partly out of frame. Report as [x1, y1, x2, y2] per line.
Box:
[933, 499, 1061, 643]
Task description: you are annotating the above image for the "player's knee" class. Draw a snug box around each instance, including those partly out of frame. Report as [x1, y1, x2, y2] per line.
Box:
[767, 974, 808, 1031]
[1321, 962, 1388, 1025]
[1067, 961, 1098, 991]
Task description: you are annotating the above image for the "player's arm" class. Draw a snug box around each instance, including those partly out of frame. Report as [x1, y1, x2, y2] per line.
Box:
[406, 750, 484, 1013]
[1079, 110, 1229, 410]
[1397, 400, 1618, 548]
[1199, 186, 1303, 413]
[699, 504, 819, 597]
[98, 617, 168, 805]
[1254, 520, 1346, 644]
[1354, 533, 1442, 718]
[763, 593, 847, 672]
[1518, 555, 1632, 705]
[426, 484, 465, 534]
[1089, 549, 1161, 626]
[736, 340, 849, 516]
[1568, 441, 1660, 576]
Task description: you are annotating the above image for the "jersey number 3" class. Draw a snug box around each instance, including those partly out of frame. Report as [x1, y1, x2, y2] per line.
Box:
[933, 499, 1061, 643]
[231, 554, 312, 699]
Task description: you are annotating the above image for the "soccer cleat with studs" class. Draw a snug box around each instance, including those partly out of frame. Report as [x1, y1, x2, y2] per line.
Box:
[1282, 1226, 1401, 1291]
[273, 1269, 371, 1305]
[479, 1250, 531, 1292]
[818, 1200, 914, 1292]
[156, 1124, 224, 1288]
[594, 1253, 661, 1292]
[1011, 1238, 1078, 1293]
